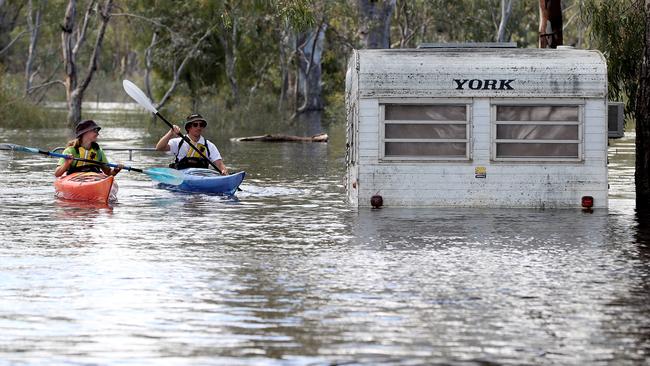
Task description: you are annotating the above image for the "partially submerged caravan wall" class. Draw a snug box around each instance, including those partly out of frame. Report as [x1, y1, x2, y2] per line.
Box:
[345, 48, 608, 208]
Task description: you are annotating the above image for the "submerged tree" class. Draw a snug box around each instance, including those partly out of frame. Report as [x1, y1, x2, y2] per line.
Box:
[296, 20, 327, 113]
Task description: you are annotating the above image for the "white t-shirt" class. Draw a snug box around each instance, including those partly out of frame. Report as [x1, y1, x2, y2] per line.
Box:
[168, 136, 222, 162]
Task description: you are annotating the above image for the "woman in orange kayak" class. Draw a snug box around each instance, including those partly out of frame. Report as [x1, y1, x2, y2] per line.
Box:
[54, 119, 123, 177]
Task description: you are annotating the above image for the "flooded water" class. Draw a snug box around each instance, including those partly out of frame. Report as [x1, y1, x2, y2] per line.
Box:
[1, 111, 649, 365]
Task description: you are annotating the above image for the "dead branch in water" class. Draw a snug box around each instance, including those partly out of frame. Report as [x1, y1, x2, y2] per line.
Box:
[231, 133, 327, 142]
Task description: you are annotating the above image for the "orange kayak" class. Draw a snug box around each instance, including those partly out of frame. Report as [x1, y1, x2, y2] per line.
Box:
[54, 172, 117, 203]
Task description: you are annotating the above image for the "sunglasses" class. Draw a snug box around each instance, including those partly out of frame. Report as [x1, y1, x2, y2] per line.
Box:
[190, 121, 206, 128]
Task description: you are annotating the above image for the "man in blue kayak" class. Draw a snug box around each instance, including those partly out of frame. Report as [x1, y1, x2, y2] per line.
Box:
[155, 113, 228, 174]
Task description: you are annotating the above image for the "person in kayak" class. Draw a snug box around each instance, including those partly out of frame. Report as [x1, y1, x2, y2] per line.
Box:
[155, 113, 229, 174]
[54, 119, 123, 177]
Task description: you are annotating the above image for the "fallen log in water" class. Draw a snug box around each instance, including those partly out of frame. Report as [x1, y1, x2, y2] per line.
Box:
[231, 133, 328, 142]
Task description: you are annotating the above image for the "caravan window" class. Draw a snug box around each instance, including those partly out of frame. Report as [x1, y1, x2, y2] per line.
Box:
[492, 104, 582, 161]
[381, 103, 470, 160]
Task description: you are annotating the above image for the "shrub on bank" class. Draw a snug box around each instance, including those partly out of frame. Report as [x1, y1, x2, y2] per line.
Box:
[0, 71, 63, 129]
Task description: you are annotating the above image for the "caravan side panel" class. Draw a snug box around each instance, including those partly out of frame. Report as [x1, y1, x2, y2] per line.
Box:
[346, 48, 608, 208]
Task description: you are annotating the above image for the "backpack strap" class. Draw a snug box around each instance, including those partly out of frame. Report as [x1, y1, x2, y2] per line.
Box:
[204, 139, 212, 158]
[175, 139, 185, 162]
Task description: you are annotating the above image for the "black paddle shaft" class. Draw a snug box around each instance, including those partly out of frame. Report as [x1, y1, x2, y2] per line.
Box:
[155, 112, 223, 174]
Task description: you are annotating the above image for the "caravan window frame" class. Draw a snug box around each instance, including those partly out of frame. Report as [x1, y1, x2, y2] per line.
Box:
[491, 99, 584, 162]
[379, 98, 472, 161]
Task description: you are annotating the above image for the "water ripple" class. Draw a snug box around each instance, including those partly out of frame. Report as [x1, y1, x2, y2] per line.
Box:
[1, 130, 649, 365]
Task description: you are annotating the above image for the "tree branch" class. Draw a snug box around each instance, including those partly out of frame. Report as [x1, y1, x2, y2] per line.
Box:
[0, 30, 28, 56]
[157, 26, 214, 109]
[73, 0, 97, 60]
[144, 31, 159, 100]
[497, 0, 513, 42]
[111, 12, 177, 35]
[78, 0, 113, 92]
[27, 79, 66, 93]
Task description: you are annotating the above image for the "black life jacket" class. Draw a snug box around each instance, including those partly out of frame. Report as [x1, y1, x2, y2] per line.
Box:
[169, 138, 212, 170]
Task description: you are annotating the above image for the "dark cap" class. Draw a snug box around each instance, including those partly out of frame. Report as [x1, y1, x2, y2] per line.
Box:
[75, 119, 101, 137]
[184, 113, 207, 130]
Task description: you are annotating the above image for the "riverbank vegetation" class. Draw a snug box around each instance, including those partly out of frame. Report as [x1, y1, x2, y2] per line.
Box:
[1, 0, 597, 129]
[0, 67, 64, 128]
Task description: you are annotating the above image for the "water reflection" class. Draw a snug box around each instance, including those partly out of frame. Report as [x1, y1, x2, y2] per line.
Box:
[54, 199, 114, 216]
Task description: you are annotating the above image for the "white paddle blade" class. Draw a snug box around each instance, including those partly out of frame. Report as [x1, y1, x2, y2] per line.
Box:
[122, 80, 158, 114]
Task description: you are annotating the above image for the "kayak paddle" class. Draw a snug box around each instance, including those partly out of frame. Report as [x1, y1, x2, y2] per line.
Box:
[3, 143, 184, 185]
[122, 80, 225, 175]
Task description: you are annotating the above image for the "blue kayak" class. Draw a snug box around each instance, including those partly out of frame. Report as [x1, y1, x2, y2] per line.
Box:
[159, 169, 245, 195]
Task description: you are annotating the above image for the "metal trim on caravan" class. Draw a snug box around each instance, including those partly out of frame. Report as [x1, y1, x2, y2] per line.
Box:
[345, 47, 608, 208]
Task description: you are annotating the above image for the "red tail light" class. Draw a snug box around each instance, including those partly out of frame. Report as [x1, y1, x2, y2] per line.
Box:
[581, 196, 594, 208]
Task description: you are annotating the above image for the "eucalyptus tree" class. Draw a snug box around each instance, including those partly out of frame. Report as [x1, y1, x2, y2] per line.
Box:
[582, 0, 644, 115]
[214, 1, 241, 106]
[358, 0, 396, 49]
[392, 0, 436, 48]
[497, 0, 514, 42]
[112, 0, 218, 111]
[61, 0, 114, 125]
[24, 0, 42, 96]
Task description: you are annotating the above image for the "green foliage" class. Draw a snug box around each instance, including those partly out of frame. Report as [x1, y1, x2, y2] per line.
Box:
[0, 0, 644, 131]
[582, 0, 644, 118]
[271, 0, 316, 31]
[0, 67, 63, 128]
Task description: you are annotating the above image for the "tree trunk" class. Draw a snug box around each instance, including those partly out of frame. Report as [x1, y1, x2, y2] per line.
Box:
[395, 0, 409, 48]
[278, 27, 291, 111]
[636, 0, 650, 207]
[144, 31, 157, 100]
[538, 0, 563, 48]
[61, 0, 79, 121]
[497, 0, 513, 42]
[67, 89, 82, 127]
[358, 0, 396, 49]
[61, 0, 114, 126]
[24, 0, 41, 96]
[218, 14, 240, 107]
[296, 22, 327, 113]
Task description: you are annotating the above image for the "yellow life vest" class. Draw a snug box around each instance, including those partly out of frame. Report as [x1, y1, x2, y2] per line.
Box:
[171, 139, 212, 170]
[185, 142, 208, 158]
[64, 143, 106, 174]
[74, 146, 102, 167]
